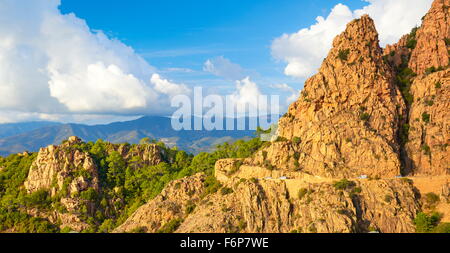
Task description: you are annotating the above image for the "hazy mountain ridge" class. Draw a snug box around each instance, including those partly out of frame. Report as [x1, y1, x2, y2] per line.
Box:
[0, 116, 262, 156]
[0, 121, 60, 139]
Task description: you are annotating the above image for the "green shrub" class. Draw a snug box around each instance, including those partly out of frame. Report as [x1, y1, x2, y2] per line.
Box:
[80, 188, 98, 201]
[333, 179, 355, 190]
[97, 219, 115, 233]
[424, 98, 434, 106]
[264, 160, 275, 170]
[185, 202, 196, 215]
[262, 151, 268, 160]
[24, 189, 52, 209]
[220, 187, 233, 195]
[435, 81, 442, 89]
[396, 67, 416, 106]
[157, 218, 183, 233]
[227, 160, 243, 176]
[293, 137, 301, 144]
[421, 144, 431, 156]
[337, 49, 350, 61]
[298, 188, 308, 199]
[202, 175, 222, 197]
[424, 192, 440, 207]
[238, 219, 247, 231]
[352, 187, 362, 194]
[360, 112, 370, 121]
[60, 226, 72, 233]
[422, 112, 430, 123]
[0, 208, 59, 233]
[384, 195, 393, 203]
[131, 226, 147, 233]
[406, 27, 418, 49]
[401, 178, 413, 184]
[406, 39, 417, 49]
[308, 224, 317, 233]
[275, 136, 288, 142]
[445, 38, 450, 46]
[399, 124, 410, 145]
[425, 67, 437, 75]
[414, 212, 441, 233]
[255, 126, 270, 135]
[433, 222, 450, 233]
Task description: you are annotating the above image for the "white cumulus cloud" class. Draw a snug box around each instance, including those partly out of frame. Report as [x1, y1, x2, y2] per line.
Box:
[0, 0, 191, 122]
[203, 56, 246, 80]
[150, 74, 191, 98]
[228, 77, 280, 117]
[271, 83, 300, 103]
[272, 0, 433, 78]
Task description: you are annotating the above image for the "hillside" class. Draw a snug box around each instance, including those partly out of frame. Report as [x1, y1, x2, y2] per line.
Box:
[115, 1, 450, 233]
[0, 135, 266, 232]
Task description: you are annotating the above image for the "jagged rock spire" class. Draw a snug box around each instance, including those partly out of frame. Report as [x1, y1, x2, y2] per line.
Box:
[276, 15, 405, 178]
[409, 0, 450, 75]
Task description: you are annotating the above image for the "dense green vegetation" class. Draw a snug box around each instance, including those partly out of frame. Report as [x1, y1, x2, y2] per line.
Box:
[0, 153, 59, 232]
[77, 137, 266, 232]
[396, 67, 416, 106]
[414, 212, 450, 233]
[406, 27, 418, 49]
[0, 135, 267, 233]
[157, 218, 183, 233]
[333, 179, 356, 190]
[425, 66, 445, 75]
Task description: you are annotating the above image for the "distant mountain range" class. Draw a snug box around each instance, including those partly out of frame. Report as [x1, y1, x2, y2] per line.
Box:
[0, 121, 60, 139]
[0, 116, 277, 156]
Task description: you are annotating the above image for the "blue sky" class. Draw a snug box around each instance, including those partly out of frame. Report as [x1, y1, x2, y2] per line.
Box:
[0, 0, 432, 123]
[59, 0, 367, 92]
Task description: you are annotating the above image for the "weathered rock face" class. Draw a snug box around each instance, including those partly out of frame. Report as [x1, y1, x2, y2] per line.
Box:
[408, 0, 450, 75]
[405, 69, 450, 175]
[384, 34, 413, 68]
[24, 136, 99, 196]
[14, 1, 449, 234]
[23, 136, 100, 231]
[400, 0, 450, 177]
[104, 4, 450, 234]
[26, 209, 91, 232]
[441, 183, 450, 202]
[118, 170, 419, 233]
[381, 0, 450, 177]
[110, 143, 164, 166]
[24, 138, 165, 196]
[277, 15, 405, 178]
[114, 174, 206, 233]
[21, 136, 168, 232]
